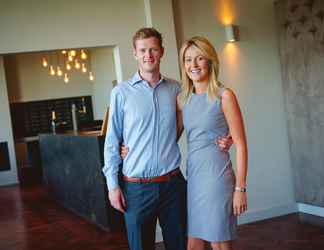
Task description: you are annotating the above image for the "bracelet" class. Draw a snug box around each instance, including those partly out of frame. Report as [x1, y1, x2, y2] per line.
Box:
[235, 186, 247, 192]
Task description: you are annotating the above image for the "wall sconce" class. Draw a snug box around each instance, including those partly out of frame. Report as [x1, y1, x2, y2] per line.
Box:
[225, 24, 239, 42]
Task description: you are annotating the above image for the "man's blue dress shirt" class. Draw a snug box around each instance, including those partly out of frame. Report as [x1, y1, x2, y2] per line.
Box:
[102, 72, 181, 190]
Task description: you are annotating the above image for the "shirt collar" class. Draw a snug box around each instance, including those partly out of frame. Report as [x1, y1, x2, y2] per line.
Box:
[129, 71, 165, 86]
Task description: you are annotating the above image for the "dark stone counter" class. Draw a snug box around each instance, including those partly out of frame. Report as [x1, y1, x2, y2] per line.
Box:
[39, 133, 124, 231]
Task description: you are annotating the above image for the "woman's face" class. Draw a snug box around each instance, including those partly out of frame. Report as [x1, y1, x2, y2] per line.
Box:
[184, 45, 210, 84]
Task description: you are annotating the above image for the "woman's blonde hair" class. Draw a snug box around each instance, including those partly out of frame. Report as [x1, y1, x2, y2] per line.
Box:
[179, 36, 223, 106]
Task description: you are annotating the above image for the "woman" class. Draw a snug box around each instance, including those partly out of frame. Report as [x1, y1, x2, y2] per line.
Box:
[178, 36, 248, 250]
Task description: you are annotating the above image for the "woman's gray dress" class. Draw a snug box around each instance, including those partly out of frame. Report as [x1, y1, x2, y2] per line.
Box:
[182, 90, 237, 242]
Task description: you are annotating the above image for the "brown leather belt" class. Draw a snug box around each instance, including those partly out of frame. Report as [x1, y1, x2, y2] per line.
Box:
[123, 168, 181, 183]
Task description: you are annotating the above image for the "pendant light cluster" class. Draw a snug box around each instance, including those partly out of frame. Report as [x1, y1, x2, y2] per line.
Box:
[41, 49, 95, 84]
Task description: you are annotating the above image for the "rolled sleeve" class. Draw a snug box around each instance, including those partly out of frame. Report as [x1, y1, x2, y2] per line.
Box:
[102, 87, 124, 191]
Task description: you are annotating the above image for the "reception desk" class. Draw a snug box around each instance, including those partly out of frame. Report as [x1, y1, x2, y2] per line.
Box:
[39, 133, 124, 231]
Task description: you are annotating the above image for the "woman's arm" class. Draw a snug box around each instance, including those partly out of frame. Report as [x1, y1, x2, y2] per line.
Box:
[221, 88, 248, 216]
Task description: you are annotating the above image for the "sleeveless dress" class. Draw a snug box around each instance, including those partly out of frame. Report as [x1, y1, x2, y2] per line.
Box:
[182, 89, 237, 242]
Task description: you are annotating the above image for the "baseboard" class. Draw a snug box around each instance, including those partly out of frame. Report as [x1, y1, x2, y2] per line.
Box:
[298, 203, 324, 217]
[238, 202, 298, 224]
[155, 202, 298, 243]
[0, 177, 19, 186]
[125, 203, 322, 243]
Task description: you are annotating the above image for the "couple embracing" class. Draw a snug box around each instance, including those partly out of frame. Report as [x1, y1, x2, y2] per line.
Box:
[102, 27, 248, 250]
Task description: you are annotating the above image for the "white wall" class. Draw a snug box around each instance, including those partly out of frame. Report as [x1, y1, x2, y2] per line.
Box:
[91, 47, 116, 120]
[174, 0, 296, 223]
[0, 57, 18, 185]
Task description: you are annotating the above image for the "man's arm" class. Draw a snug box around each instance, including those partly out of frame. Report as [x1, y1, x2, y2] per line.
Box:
[176, 94, 184, 141]
[102, 87, 126, 213]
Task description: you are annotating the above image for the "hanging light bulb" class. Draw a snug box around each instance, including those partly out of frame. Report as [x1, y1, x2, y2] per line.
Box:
[64, 73, 69, 83]
[66, 62, 72, 71]
[50, 66, 56, 75]
[70, 50, 76, 57]
[89, 71, 94, 81]
[75, 59, 81, 69]
[81, 49, 87, 60]
[87, 50, 94, 81]
[42, 57, 48, 67]
[57, 66, 63, 76]
[81, 63, 87, 73]
[44, 48, 93, 82]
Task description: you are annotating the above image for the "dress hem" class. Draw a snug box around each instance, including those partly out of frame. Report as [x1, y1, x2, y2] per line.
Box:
[187, 233, 237, 243]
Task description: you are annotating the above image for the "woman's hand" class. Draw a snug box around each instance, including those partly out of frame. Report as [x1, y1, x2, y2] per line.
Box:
[233, 191, 247, 216]
[120, 144, 129, 160]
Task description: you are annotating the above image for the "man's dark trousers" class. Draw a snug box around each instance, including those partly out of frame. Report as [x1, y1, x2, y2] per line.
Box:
[123, 172, 187, 250]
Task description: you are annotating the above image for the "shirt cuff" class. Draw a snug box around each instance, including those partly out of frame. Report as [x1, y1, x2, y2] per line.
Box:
[107, 174, 119, 191]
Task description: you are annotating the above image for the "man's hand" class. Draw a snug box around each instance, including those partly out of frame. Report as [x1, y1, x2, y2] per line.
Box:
[216, 134, 233, 152]
[108, 187, 126, 213]
[120, 144, 129, 160]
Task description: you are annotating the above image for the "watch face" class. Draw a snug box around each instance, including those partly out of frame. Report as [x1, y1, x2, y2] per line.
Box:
[235, 187, 246, 192]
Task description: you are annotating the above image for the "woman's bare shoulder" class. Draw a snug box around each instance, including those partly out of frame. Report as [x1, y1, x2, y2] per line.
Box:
[221, 87, 237, 102]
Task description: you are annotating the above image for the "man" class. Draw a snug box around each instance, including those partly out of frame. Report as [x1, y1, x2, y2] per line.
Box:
[102, 27, 232, 250]
[102, 27, 187, 250]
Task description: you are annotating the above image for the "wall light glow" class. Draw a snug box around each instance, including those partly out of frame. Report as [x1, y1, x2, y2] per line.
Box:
[222, 42, 240, 72]
[215, 0, 236, 25]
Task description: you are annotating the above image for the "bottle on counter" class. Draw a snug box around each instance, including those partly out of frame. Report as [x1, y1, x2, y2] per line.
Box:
[81, 97, 87, 113]
[51, 110, 56, 134]
[71, 104, 78, 133]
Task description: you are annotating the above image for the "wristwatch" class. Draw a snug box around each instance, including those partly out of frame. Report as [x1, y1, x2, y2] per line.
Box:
[235, 186, 247, 192]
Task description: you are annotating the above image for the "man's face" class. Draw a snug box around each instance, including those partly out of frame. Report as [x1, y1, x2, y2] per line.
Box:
[133, 37, 164, 74]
